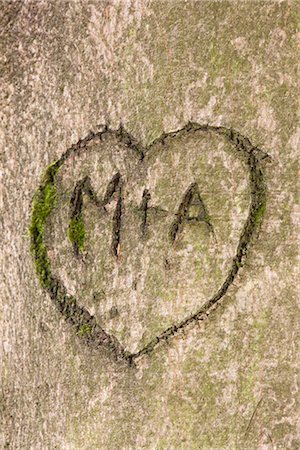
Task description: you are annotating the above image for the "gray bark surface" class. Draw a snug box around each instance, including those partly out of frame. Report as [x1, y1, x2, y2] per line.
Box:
[1, 1, 299, 449]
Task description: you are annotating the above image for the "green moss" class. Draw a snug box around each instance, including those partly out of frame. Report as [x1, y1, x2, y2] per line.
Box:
[68, 215, 86, 253]
[253, 201, 266, 226]
[29, 161, 61, 289]
[77, 324, 93, 336]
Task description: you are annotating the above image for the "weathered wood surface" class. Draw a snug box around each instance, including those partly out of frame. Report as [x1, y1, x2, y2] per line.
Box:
[1, 1, 299, 448]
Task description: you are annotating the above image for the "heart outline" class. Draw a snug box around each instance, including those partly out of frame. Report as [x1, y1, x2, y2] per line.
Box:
[30, 122, 267, 365]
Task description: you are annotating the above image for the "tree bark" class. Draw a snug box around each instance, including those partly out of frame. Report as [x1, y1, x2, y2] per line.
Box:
[1, 1, 299, 448]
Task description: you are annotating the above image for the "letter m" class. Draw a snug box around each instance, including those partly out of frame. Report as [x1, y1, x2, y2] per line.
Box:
[68, 173, 122, 257]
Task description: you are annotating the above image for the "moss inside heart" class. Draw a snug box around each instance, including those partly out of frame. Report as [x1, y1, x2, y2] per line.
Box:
[30, 160, 61, 290]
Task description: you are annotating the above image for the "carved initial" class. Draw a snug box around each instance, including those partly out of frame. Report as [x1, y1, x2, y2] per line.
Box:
[169, 182, 214, 243]
[69, 173, 122, 257]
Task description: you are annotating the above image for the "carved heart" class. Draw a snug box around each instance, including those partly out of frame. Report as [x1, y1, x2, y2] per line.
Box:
[30, 123, 266, 365]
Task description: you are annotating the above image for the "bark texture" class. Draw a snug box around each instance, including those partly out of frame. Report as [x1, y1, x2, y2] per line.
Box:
[1, 1, 299, 449]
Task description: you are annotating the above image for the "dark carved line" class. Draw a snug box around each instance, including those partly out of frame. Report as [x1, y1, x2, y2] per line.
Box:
[30, 123, 268, 366]
[169, 182, 214, 243]
[103, 172, 121, 207]
[69, 178, 86, 256]
[69, 172, 122, 257]
[111, 186, 122, 258]
[82, 176, 102, 208]
[140, 188, 151, 236]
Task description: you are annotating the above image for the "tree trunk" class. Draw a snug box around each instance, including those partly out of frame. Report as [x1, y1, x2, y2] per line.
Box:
[1, 1, 299, 448]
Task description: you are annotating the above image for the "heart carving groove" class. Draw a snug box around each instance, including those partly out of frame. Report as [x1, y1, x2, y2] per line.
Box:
[30, 122, 267, 365]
